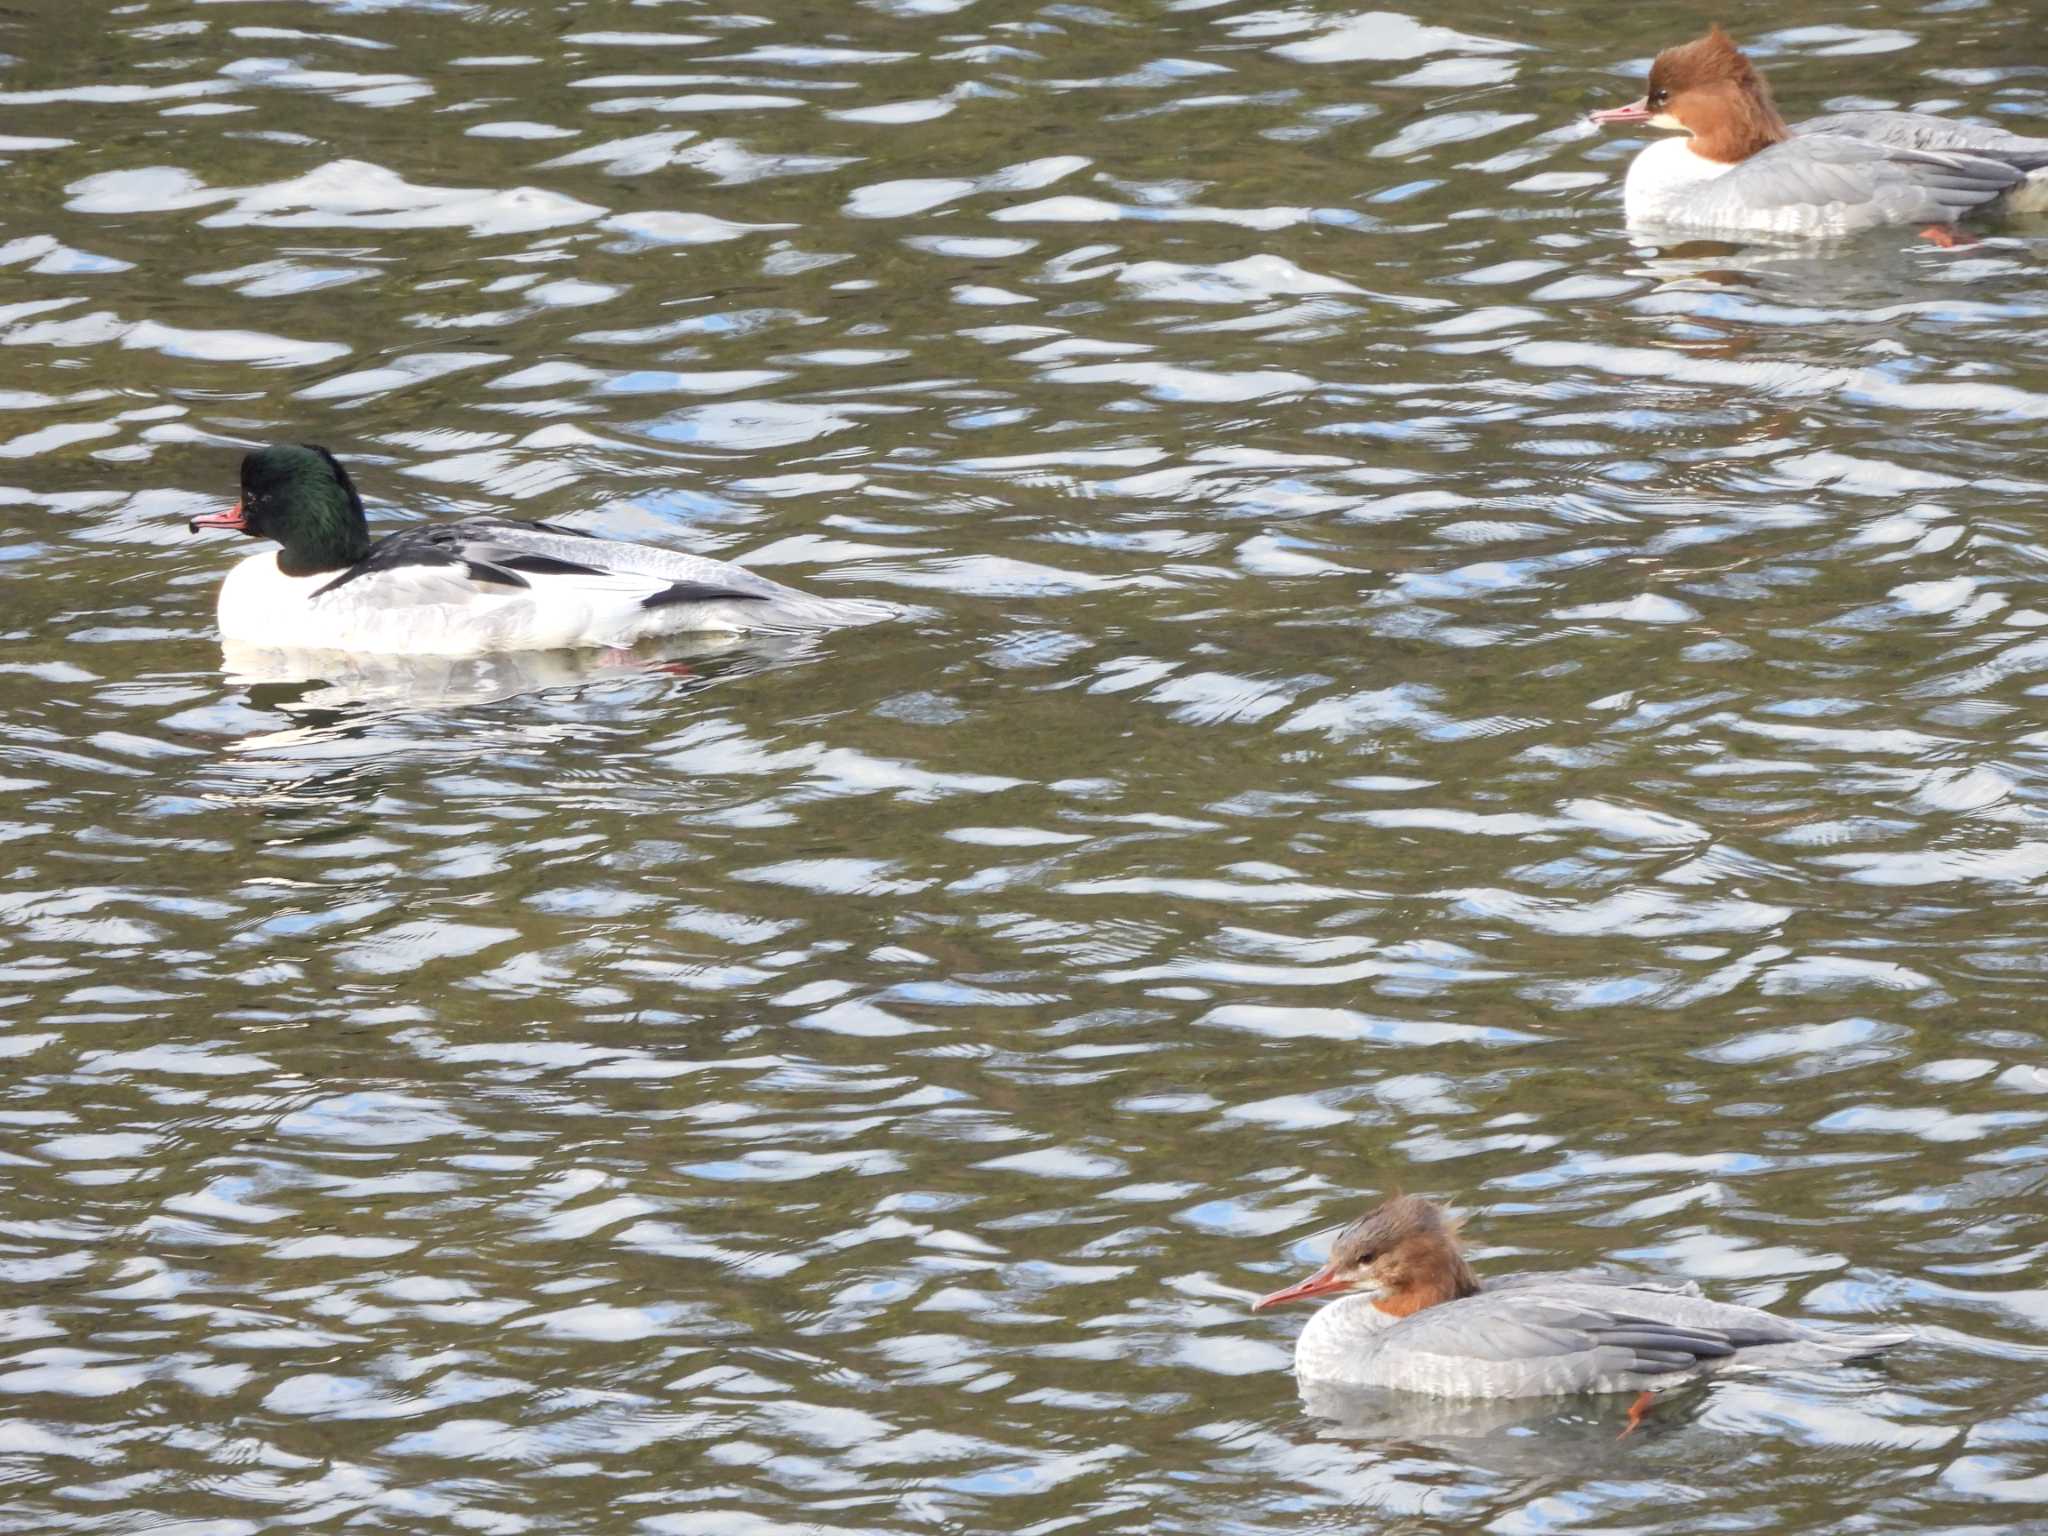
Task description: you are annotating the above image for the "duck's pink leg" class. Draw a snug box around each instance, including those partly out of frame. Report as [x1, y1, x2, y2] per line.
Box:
[1919, 225, 1977, 249]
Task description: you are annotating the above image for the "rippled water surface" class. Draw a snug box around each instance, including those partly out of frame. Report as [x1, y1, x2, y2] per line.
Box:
[5, 0, 2048, 1530]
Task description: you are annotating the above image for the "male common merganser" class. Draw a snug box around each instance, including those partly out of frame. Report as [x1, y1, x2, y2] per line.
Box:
[1254, 1196, 1910, 1420]
[1589, 26, 2048, 237]
[189, 444, 895, 656]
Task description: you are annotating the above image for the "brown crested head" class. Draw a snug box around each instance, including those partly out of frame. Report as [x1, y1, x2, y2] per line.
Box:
[1328, 1195, 1479, 1316]
[1253, 1194, 1481, 1317]
[1643, 25, 1789, 162]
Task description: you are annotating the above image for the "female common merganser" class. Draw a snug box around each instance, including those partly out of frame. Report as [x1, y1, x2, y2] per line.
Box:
[189, 444, 895, 656]
[1589, 27, 2048, 237]
[1254, 1196, 1910, 1423]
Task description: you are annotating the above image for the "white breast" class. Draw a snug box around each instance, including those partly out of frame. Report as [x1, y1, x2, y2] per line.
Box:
[1293, 1295, 1402, 1384]
[217, 553, 351, 646]
[1622, 137, 1736, 224]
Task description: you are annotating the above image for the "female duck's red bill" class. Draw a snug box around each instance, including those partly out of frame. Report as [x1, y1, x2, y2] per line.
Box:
[1252, 1262, 1353, 1311]
[189, 502, 247, 533]
[1590, 98, 1652, 124]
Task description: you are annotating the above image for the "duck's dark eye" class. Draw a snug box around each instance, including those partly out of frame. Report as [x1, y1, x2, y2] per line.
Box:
[1648, 88, 1668, 107]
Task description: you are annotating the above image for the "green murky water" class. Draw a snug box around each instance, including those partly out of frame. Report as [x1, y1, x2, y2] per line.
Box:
[3, 1, 2046, 1530]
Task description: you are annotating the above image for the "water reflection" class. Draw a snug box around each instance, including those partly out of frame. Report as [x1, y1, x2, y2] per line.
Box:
[1299, 1372, 1678, 1445]
[218, 632, 813, 728]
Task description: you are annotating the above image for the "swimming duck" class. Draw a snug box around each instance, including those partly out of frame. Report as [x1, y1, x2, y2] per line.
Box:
[1255, 1196, 1910, 1416]
[189, 443, 894, 656]
[1589, 27, 2048, 237]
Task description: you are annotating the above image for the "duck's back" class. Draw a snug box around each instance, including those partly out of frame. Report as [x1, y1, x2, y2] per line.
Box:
[1632, 135, 2023, 235]
[1800, 111, 2048, 168]
[1297, 1279, 1905, 1399]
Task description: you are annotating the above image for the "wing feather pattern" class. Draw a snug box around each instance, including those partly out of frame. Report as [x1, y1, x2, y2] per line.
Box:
[1800, 111, 2048, 170]
[1342, 1282, 1870, 1397]
[1685, 135, 2022, 231]
[300, 516, 892, 652]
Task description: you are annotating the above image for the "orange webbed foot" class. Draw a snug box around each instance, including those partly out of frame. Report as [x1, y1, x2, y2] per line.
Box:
[1919, 224, 1977, 250]
[1617, 1389, 1657, 1440]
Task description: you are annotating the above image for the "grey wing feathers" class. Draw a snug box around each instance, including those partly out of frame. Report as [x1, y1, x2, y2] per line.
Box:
[1361, 1285, 1828, 1396]
[1490, 1269, 1702, 1297]
[1693, 134, 2021, 229]
[1426, 1294, 1776, 1362]
[1801, 112, 2048, 170]
[1595, 1327, 1735, 1359]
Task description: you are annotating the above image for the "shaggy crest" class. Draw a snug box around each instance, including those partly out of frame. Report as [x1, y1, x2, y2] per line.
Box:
[1644, 25, 1790, 162]
[1648, 26, 1759, 99]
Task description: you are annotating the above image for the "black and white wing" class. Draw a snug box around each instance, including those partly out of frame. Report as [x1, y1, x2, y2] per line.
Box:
[307, 517, 893, 640]
[315, 518, 780, 608]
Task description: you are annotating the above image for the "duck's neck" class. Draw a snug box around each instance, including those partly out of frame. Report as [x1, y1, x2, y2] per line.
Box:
[1373, 1244, 1482, 1319]
[1688, 85, 1791, 164]
[275, 482, 371, 577]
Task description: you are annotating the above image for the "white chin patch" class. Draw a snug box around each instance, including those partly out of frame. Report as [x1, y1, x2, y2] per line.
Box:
[1649, 111, 1685, 131]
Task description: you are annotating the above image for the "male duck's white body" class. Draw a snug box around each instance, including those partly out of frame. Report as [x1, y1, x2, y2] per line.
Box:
[196, 444, 893, 657]
[210, 520, 888, 656]
[1256, 1196, 1910, 1405]
[1592, 28, 2048, 237]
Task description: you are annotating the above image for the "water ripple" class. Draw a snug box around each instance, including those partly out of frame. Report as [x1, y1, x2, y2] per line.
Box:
[1, 0, 2045, 1532]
